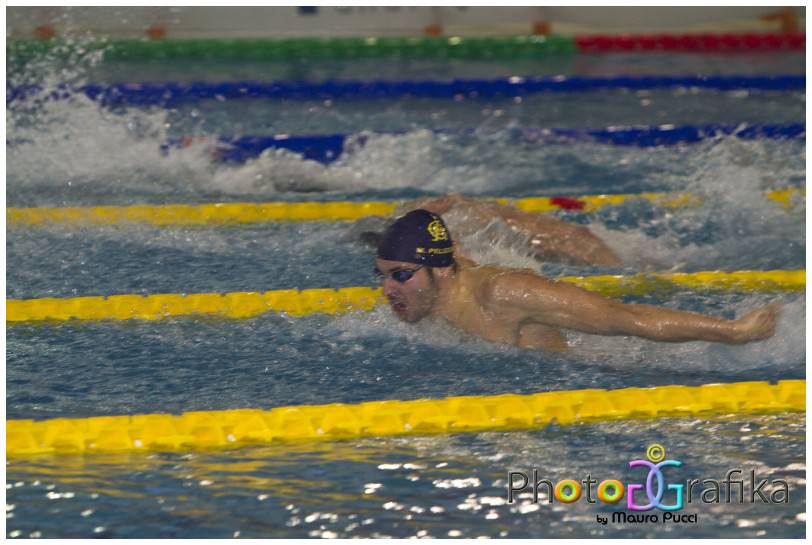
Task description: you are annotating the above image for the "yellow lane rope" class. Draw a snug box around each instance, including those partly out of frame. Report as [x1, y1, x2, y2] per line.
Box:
[765, 188, 805, 208]
[508, 191, 699, 213]
[7, 188, 802, 226]
[7, 380, 804, 457]
[6, 200, 397, 226]
[7, 270, 804, 322]
[558, 269, 805, 298]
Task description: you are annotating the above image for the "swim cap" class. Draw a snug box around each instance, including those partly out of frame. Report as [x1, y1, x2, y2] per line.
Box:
[376, 209, 454, 267]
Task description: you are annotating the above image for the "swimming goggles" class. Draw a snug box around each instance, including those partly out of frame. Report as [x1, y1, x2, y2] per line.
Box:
[374, 264, 424, 283]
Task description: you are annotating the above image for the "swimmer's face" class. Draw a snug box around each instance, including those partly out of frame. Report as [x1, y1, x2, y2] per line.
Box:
[375, 258, 438, 323]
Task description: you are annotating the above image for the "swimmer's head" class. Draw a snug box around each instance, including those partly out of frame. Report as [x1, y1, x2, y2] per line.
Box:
[376, 209, 455, 268]
[374, 210, 454, 323]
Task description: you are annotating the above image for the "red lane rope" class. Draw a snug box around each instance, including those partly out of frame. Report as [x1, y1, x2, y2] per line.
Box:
[575, 32, 805, 52]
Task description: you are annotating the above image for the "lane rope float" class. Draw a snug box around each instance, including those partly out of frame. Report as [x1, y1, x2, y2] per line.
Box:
[7, 33, 804, 64]
[7, 188, 803, 226]
[6, 380, 805, 456]
[8, 75, 805, 107]
[573, 32, 805, 52]
[7, 270, 804, 322]
[8, 200, 399, 226]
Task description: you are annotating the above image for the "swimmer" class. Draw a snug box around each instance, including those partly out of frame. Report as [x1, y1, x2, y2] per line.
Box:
[375, 209, 778, 352]
[362, 192, 622, 267]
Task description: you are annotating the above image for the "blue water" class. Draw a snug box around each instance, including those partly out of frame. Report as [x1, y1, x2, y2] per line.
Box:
[6, 44, 806, 538]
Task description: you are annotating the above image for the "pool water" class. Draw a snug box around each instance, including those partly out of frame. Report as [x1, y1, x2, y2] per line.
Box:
[6, 45, 806, 538]
[6, 415, 806, 539]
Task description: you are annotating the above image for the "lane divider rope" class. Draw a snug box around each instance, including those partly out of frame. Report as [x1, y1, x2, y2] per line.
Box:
[8, 75, 805, 106]
[7, 270, 805, 322]
[7, 189, 803, 226]
[574, 32, 805, 52]
[7, 380, 805, 456]
[7, 33, 804, 64]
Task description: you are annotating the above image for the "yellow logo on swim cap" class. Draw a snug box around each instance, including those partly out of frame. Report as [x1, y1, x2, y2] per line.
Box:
[427, 219, 449, 242]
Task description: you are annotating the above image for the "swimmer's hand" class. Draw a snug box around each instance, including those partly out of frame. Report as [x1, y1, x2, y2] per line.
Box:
[731, 304, 779, 343]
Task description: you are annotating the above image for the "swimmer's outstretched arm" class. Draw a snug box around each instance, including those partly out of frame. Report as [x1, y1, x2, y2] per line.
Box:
[486, 272, 777, 344]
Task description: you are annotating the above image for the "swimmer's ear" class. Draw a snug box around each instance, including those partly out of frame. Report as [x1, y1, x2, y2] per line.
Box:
[360, 231, 383, 248]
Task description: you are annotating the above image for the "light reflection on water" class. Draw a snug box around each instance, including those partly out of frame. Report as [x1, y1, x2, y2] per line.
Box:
[6, 413, 805, 538]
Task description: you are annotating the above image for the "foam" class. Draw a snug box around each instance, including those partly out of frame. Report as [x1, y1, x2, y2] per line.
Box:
[8, 94, 805, 205]
[566, 294, 804, 374]
[8, 38, 805, 204]
[328, 306, 525, 358]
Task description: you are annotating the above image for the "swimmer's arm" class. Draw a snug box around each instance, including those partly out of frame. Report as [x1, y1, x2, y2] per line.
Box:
[485, 203, 622, 267]
[486, 272, 777, 343]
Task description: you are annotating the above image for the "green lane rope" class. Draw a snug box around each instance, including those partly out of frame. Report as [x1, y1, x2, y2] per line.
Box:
[8, 33, 804, 64]
[8, 36, 577, 64]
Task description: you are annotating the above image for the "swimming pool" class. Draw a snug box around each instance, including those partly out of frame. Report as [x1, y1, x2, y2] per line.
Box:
[6, 45, 805, 538]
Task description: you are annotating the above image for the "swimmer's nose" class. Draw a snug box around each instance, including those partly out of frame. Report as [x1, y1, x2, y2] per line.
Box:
[382, 279, 400, 298]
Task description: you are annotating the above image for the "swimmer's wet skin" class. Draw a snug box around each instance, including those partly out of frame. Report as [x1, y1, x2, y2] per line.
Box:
[375, 210, 778, 352]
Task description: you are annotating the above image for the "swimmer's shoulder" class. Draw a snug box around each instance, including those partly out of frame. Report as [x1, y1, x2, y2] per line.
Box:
[472, 265, 558, 308]
[454, 262, 530, 305]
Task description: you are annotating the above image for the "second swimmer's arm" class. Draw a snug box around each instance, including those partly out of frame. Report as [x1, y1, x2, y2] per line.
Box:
[488, 203, 623, 267]
[485, 272, 777, 344]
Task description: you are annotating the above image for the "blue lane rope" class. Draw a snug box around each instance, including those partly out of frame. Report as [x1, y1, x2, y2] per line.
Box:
[8, 75, 805, 106]
[157, 123, 805, 164]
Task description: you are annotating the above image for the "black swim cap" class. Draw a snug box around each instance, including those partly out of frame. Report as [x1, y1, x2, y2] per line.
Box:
[376, 209, 454, 267]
